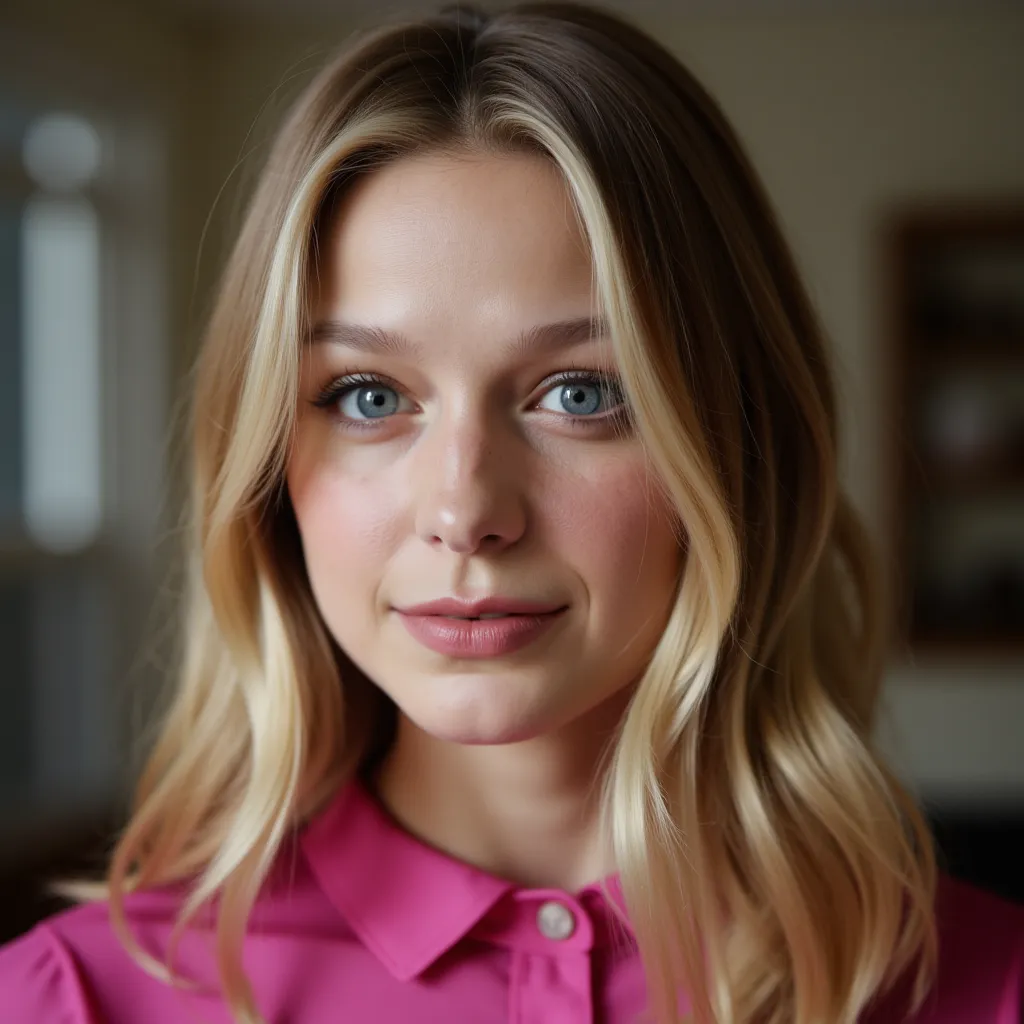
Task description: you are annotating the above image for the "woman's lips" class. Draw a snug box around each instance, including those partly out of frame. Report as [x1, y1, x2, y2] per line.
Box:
[395, 607, 567, 658]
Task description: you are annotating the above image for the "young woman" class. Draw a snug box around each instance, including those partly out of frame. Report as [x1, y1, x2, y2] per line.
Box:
[1, 3, 1021, 1023]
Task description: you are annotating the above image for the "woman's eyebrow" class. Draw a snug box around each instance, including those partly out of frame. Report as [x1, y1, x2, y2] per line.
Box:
[307, 315, 610, 356]
[308, 321, 417, 356]
[509, 315, 610, 357]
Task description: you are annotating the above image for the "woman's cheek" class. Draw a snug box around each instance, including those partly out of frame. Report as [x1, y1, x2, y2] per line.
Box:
[315, 474, 403, 565]
[550, 455, 678, 603]
[289, 442, 408, 593]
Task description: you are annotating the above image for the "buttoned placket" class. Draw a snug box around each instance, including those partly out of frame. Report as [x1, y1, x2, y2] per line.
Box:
[506, 893, 596, 1024]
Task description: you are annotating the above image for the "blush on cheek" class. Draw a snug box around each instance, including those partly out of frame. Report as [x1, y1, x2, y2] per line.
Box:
[289, 467, 404, 660]
[297, 471, 403, 570]
[545, 453, 666, 538]
[551, 456, 680, 601]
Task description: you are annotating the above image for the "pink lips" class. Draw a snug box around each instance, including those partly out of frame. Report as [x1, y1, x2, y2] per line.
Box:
[395, 598, 567, 658]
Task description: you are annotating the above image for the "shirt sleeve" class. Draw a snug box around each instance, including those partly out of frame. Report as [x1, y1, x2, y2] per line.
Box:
[0, 924, 98, 1024]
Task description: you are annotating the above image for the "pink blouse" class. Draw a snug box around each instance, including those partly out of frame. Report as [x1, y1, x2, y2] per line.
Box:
[1, 779, 1022, 1023]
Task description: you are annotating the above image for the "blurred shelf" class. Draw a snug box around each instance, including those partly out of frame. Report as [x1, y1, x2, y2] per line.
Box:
[886, 203, 1024, 659]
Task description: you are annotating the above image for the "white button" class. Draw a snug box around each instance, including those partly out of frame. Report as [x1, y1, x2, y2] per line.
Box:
[536, 900, 576, 941]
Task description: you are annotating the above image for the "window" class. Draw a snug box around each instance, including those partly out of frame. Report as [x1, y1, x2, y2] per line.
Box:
[0, 61, 167, 845]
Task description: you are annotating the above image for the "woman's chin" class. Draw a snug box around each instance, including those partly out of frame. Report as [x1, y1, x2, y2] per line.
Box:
[397, 676, 564, 747]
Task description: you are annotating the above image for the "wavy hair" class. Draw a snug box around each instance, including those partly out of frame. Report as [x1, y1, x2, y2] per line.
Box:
[79, 3, 937, 1022]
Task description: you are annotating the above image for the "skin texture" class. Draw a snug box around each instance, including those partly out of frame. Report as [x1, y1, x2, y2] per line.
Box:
[287, 150, 681, 890]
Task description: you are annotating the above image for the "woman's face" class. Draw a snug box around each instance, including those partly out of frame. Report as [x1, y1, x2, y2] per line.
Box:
[287, 150, 681, 745]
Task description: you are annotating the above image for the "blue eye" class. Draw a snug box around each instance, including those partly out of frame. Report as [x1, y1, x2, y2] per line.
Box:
[339, 384, 403, 420]
[312, 370, 627, 427]
[536, 376, 623, 417]
[311, 373, 415, 422]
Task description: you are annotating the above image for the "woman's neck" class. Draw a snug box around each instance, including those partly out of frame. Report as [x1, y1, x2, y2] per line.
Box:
[369, 691, 629, 892]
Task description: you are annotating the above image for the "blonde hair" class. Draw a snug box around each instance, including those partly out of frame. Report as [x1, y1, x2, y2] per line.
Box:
[81, 3, 937, 1022]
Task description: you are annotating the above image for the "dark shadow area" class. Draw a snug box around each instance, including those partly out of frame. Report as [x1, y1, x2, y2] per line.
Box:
[929, 807, 1024, 906]
[0, 812, 118, 945]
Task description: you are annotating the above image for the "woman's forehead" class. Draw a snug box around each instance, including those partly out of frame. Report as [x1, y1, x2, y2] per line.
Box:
[312, 151, 595, 326]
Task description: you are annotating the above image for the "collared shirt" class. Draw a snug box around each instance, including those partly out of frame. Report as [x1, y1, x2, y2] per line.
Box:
[0, 778, 1022, 1023]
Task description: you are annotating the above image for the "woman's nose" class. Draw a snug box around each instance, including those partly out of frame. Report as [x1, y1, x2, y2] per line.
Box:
[412, 410, 527, 556]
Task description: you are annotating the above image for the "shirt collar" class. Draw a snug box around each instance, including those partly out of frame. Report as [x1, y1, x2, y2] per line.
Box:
[300, 778, 515, 981]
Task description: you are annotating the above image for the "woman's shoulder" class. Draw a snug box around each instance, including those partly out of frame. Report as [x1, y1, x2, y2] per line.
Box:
[934, 873, 1024, 993]
[0, 883, 213, 1024]
[933, 871, 1024, 978]
[0, 900, 124, 1024]
[935, 871, 1024, 934]
[868, 874, 1024, 1024]
[0, 857, 348, 1023]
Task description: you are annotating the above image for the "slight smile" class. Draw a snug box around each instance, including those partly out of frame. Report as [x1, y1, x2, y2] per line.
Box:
[394, 598, 568, 658]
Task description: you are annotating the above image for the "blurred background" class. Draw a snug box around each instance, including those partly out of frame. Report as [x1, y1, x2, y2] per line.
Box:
[1, 0, 1022, 941]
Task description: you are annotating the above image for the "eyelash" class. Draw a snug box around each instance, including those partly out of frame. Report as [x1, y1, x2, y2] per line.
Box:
[310, 368, 629, 431]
